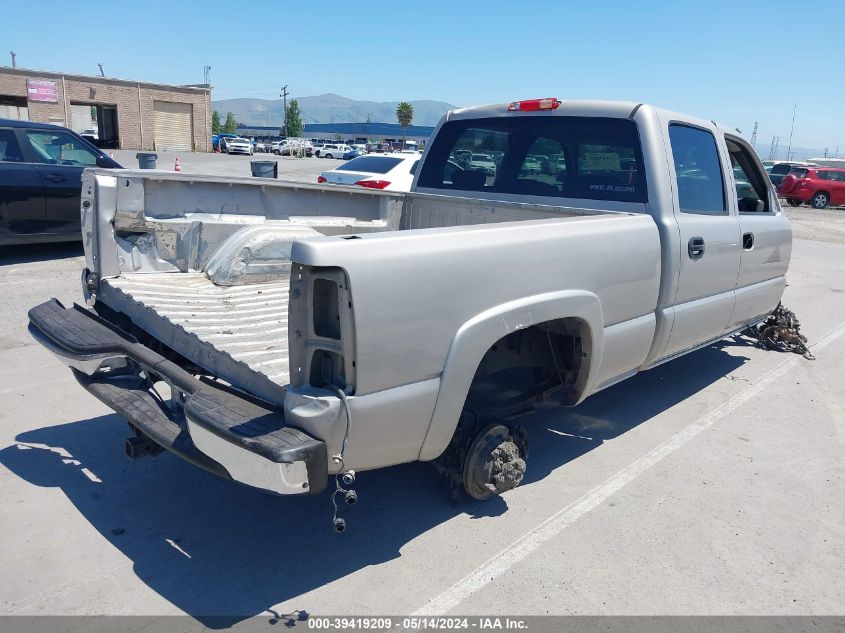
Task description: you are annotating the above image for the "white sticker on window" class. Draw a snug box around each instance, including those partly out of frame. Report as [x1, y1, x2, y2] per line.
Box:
[581, 152, 621, 171]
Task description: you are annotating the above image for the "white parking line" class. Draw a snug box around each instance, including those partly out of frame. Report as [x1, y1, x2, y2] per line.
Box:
[413, 322, 845, 616]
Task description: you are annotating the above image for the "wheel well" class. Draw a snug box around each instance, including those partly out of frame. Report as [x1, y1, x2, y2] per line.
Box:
[463, 317, 588, 420]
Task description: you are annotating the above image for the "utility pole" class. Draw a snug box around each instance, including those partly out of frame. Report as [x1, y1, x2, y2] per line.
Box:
[9, 51, 16, 68]
[824, 148, 829, 158]
[750, 121, 758, 150]
[786, 104, 797, 162]
[97, 63, 105, 77]
[280, 85, 289, 137]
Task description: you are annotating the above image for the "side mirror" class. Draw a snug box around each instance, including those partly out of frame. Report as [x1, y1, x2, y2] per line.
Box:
[738, 196, 765, 212]
[96, 155, 115, 168]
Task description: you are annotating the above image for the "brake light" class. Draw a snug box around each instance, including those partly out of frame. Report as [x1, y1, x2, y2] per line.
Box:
[317, 176, 327, 183]
[507, 97, 561, 112]
[355, 179, 390, 189]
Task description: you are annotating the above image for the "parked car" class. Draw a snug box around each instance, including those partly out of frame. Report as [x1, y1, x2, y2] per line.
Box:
[342, 148, 362, 160]
[319, 144, 352, 159]
[0, 118, 121, 245]
[768, 161, 817, 187]
[213, 133, 239, 152]
[272, 138, 313, 157]
[226, 137, 253, 155]
[468, 153, 497, 175]
[365, 142, 390, 154]
[778, 167, 845, 208]
[521, 156, 542, 175]
[317, 153, 420, 191]
[28, 99, 790, 511]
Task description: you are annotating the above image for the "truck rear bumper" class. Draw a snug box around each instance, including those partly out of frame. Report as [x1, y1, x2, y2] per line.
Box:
[28, 299, 328, 495]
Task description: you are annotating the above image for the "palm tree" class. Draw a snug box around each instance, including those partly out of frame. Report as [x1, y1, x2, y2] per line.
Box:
[396, 102, 414, 149]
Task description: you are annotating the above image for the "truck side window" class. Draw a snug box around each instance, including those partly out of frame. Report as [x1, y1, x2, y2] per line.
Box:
[726, 137, 770, 213]
[669, 124, 726, 215]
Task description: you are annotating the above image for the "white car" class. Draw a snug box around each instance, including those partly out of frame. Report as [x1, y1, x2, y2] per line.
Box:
[226, 138, 253, 155]
[317, 153, 420, 191]
[468, 153, 497, 175]
[319, 144, 352, 159]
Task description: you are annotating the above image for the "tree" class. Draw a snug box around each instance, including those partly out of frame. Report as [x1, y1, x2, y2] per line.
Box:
[211, 110, 221, 135]
[285, 99, 304, 138]
[223, 111, 238, 134]
[396, 101, 414, 147]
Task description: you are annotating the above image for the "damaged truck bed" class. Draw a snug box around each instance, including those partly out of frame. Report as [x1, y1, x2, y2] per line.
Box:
[101, 272, 292, 402]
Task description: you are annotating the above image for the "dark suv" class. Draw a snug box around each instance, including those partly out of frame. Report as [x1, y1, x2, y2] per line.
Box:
[0, 119, 121, 246]
[767, 162, 815, 187]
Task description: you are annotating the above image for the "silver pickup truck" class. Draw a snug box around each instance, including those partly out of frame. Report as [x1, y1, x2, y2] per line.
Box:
[29, 99, 791, 518]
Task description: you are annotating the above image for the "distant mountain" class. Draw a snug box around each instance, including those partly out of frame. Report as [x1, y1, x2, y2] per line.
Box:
[211, 93, 456, 128]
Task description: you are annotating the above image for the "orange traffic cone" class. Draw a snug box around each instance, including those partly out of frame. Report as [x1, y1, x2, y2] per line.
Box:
[174, 157, 181, 172]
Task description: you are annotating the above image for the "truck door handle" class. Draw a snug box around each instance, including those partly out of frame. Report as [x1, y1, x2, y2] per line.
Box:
[46, 173, 66, 182]
[688, 236, 705, 259]
[743, 232, 754, 250]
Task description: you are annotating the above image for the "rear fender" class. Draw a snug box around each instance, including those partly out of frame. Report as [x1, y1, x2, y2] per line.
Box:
[417, 290, 603, 461]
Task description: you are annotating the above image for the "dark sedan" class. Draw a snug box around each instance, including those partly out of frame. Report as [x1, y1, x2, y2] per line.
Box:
[0, 118, 121, 246]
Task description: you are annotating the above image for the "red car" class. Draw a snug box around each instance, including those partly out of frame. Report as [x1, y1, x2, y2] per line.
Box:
[778, 167, 845, 208]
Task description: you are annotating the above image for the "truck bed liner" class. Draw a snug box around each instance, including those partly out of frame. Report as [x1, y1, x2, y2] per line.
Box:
[100, 272, 290, 403]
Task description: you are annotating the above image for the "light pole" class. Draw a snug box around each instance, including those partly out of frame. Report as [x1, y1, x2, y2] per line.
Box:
[280, 85, 289, 138]
[786, 104, 797, 161]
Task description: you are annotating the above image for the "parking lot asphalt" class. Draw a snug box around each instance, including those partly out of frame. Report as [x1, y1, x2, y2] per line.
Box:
[1, 155, 844, 623]
[110, 148, 345, 183]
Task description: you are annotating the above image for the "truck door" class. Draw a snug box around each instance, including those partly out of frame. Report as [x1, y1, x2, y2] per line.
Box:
[724, 135, 791, 331]
[0, 127, 46, 241]
[661, 123, 741, 359]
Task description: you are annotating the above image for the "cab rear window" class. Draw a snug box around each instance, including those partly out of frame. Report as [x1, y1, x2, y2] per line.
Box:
[416, 116, 647, 203]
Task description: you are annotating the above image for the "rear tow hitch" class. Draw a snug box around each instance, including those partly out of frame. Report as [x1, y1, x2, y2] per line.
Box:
[125, 428, 164, 459]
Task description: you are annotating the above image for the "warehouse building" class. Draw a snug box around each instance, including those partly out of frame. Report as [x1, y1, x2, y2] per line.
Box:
[235, 122, 435, 144]
[0, 66, 212, 151]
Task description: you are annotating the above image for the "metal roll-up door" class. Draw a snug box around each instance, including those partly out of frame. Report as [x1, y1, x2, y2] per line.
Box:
[153, 101, 193, 151]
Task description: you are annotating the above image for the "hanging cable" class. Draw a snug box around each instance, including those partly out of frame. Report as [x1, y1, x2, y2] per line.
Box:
[330, 387, 356, 533]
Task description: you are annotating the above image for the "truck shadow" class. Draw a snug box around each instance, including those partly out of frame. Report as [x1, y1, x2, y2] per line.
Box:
[0, 338, 749, 625]
[0, 242, 83, 265]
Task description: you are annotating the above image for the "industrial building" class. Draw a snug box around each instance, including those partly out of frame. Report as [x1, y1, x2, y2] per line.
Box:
[0, 66, 212, 151]
[236, 122, 436, 144]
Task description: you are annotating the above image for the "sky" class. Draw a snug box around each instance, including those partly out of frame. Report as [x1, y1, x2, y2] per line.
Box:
[6, 0, 844, 155]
